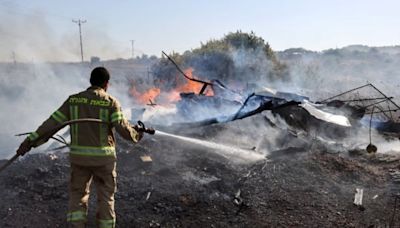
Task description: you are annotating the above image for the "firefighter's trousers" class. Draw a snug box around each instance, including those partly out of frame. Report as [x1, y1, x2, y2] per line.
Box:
[67, 162, 117, 228]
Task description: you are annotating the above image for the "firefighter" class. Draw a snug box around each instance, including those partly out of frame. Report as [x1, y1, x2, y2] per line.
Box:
[16, 67, 143, 228]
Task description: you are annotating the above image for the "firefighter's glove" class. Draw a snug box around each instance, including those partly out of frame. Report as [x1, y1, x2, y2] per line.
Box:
[132, 124, 144, 141]
[137, 131, 144, 141]
[133, 124, 140, 132]
[16, 139, 32, 156]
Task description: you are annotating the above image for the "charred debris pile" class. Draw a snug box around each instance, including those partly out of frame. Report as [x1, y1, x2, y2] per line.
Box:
[2, 72, 400, 226]
[145, 51, 400, 149]
[1, 79, 400, 226]
[123, 49, 400, 226]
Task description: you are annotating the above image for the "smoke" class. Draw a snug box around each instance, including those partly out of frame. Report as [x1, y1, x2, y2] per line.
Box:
[0, 8, 74, 62]
[61, 26, 130, 61]
[0, 63, 86, 158]
[314, 122, 400, 156]
[216, 109, 400, 158]
[0, 4, 143, 158]
[274, 48, 400, 156]
[142, 44, 280, 124]
[145, 44, 392, 118]
[156, 130, 265, 163]
[0, 3, 128, 62]
[0, 62, 145, 159]
[228, 46, 275, 86]
[132, 40, 400, 165]
[3, 13, 400, 162]
[278, 47, 400, 103]
[209, 112, 282, 158]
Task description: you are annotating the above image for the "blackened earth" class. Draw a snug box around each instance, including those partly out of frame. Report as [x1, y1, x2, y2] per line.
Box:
[1, 114, 400, 228]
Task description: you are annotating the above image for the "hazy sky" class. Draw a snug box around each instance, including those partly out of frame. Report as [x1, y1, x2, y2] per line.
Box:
[1, 0, 400, 61]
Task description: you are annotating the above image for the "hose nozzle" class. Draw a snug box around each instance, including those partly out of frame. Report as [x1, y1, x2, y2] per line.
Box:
[137, 121, 155, 135]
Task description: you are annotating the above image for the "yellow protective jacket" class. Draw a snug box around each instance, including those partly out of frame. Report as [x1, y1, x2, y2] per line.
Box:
[27, 86, 140, 166]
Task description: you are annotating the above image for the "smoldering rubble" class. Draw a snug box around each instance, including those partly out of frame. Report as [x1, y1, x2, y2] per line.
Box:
[1, 80, 400, 227]
[2, 38, 400, 226]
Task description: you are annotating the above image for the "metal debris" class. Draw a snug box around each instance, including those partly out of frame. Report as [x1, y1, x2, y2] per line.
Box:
[300, 101, 351, 127]
[49, 154, 58, 160]
[140, 155, 153, 162]
[233, 189, 243, 206]
[320, 83, 400, 129]
[354, 188, 364, 206]
[145, 191, 152, 201]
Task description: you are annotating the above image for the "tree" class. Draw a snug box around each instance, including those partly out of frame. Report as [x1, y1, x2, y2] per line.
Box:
[151, 31, 289, 91]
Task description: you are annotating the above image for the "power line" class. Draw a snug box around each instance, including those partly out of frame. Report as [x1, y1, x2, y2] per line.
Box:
[72, 19, 86, 62]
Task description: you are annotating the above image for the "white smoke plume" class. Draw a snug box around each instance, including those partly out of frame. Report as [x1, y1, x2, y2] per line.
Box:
[0, 63, 86, 157]
[277, 47, 400, 103]
[0, 2, 129, 62]
[0, 62, 144, 159]
[0, 3, 143, 158]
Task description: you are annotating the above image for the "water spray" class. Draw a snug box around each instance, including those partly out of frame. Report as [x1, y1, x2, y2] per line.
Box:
[133, 122, 264, 162]
[155, 130, 266, 163]
[0, 119, 264, 174]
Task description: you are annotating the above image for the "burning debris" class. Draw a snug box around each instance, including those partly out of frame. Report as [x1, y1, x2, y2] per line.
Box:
[137, 59, 397, 135]
[126, 50, 400, 159]
[162, 51, 215, 96]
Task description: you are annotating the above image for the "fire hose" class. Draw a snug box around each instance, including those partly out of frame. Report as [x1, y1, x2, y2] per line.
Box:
[0, 118, 155, 173]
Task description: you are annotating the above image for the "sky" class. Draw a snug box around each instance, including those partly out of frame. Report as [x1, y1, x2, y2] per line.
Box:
[1, 0, 400, 61]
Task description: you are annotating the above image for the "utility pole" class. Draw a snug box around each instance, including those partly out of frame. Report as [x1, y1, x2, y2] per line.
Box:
[130, 40, 135, 59]
[11, 51, 16, 64]
[72, 19, 86, 62]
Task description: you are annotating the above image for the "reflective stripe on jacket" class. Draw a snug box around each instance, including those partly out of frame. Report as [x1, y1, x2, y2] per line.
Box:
[27, 86, 140, 166]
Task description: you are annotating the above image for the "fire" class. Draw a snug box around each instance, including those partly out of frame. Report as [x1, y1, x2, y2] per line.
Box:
[130, 68, 214, 105]
[130, 86, 160, 104]
[167, 79, 214, 102]
[179, 68, 214, 93]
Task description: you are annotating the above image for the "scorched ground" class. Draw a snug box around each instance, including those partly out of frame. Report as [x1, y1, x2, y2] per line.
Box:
[0, 114, 399, 227]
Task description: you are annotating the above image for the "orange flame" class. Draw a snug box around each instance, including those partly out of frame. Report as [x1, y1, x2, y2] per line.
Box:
[130, 86, 161, 104]
[165, 68, 214, 102]
[130, 68, 214, 105]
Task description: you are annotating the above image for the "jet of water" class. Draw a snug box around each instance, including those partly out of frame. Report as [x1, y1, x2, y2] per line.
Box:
[155, 130, 266, 163]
